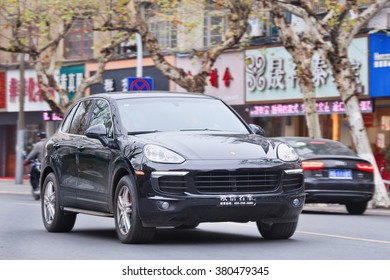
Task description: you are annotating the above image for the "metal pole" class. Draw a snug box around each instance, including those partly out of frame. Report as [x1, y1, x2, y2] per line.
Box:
[136, 33, 143, 77]
[15, 53, 25, 184]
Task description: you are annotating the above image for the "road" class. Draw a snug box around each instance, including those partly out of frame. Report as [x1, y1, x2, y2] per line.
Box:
[1, 189, 390, 260]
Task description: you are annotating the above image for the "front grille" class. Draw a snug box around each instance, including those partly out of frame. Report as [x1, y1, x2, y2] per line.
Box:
[158, 176, 187, 194]
[195, 170, 280, 193]
[282, 173, 304, 192]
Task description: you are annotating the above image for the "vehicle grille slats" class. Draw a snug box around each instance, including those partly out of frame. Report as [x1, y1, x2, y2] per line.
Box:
[195, 171, 280, 193]
[158, 176, 187, 194]
[282, 173, 304, 192]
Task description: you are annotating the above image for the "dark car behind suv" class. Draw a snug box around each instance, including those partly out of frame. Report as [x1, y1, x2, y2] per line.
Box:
[40, 92, 305, 243]
[277, 137, 374, 214]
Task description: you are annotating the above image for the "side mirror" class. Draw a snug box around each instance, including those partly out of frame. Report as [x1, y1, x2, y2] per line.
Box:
[249, 124, 265, 136]
[85, 124, 109, 146]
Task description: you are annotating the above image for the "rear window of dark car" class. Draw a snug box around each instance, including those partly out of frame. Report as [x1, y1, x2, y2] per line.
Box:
[284, 139, 356, 157]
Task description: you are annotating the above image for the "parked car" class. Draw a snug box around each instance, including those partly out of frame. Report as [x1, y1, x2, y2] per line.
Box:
[40, 92, 305, 244]
[276, 137, 374, 215]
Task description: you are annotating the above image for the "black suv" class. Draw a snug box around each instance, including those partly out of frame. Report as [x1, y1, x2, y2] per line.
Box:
[40, 92, 305, 243]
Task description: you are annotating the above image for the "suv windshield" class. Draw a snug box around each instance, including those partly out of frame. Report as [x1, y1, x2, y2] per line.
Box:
[117, 97, 249, 134]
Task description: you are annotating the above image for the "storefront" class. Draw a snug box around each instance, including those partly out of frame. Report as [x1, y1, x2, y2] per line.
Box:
[243, 36, 370, 147]
[0, 68, 58, 177]
[368, 31, 390, 164]
[86, 56, 175, 94]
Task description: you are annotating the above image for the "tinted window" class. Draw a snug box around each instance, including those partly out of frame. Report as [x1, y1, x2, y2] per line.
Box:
[88, 99, 113, 138]
[68, 100, 93, 135]
[287, 139, 356, 157]
[61, 104, 79, 133]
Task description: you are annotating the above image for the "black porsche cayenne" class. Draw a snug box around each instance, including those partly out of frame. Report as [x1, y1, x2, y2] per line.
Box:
[40, 92, 305, 243]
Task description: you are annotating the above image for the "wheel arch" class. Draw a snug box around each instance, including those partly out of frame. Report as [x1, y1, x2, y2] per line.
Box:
[109, 166, 134, 212]
[40, 166, 55, 190]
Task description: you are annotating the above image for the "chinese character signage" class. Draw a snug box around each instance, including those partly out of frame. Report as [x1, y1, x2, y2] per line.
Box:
[245, 37, 368, 102]
[59, 65, 84, 100]
[369, 32, 390, 98]
[0, 72, 5, 109]
[249, 99, 373, 117]
[43, 111, 63, 121]
[175, 52, 245, 105]
[89, 66, 169, 94]
[6, 69, 54, 112]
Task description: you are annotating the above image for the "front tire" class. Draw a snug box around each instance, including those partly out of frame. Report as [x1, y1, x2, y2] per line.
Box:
[346, 201, 368, 215]
[256, 221, 298, 239]
[41, 173, 76, 232]
[114, 175, 155, 244]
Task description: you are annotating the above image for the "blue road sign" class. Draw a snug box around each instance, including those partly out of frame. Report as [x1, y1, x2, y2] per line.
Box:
[127, 77, 154, 91]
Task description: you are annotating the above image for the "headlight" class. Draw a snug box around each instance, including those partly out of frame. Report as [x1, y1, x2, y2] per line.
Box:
[277, 143, 299, 162]
[144, 144, 185, 164]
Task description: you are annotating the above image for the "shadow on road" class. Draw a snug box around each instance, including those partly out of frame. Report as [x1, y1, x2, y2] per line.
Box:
[68, 226, 300, 245]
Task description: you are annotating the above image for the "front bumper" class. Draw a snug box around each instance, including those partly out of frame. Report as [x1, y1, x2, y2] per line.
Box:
[137, 160, 305, 227]
[139, 192, 305, 227]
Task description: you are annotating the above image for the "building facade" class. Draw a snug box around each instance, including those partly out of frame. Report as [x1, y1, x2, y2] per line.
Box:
[1, 1, 390, 177]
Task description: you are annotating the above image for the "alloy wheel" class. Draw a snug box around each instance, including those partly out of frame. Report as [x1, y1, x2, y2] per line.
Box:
[43, 181, 56, 225]
[116, 186, 133, 235]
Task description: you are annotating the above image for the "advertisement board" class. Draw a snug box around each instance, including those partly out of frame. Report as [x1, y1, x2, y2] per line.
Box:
[369, 32, 390, 98]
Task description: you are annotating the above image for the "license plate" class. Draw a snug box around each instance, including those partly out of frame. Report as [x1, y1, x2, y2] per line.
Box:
[219, 194, 256, 206]
[329, 169, 352, 179]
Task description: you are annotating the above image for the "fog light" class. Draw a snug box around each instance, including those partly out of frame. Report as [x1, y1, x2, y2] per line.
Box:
[157, 201, 170, 210]
[292, 198, 301, 207]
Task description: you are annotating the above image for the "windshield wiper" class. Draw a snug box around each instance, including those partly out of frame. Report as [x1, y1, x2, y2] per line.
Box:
[127, 130, 159, 135]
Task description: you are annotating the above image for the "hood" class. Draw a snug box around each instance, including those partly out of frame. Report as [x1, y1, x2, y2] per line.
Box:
[137, 132, 279, 160]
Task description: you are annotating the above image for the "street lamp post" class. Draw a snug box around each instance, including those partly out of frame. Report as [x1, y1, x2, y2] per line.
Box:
[15, 53, 25, 184]
[136, 33, 143, 77]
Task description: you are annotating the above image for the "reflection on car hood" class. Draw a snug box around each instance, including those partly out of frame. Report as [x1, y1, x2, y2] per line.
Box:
[137, 132, 278, 160]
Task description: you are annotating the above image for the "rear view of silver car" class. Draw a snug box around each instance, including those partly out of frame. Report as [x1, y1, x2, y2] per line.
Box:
[277, 137, 374, 215]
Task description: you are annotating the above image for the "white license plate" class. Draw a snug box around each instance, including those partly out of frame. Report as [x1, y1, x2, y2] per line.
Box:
[329, 169, 352, 179]
[219, 194, 256, 207]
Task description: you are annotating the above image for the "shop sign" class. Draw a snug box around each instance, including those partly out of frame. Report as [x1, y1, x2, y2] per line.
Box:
[0, 72, 5, 109]
[175, 52, 245, 105]
[249, 99, 373, 117]
[369, 32, 390, 98]
[43, 111, 63, 121]
[59, 65, 84, 100]
[245, 37, 368, 102]
[362, 114, 374, 127]
[6, 69, 54, 112]
[89, 66, 169, 94]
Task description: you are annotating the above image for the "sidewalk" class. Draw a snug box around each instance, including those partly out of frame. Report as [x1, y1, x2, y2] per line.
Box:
[0, 178, 30, 195]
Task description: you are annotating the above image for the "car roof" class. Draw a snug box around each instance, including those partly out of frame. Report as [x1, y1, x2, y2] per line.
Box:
[85, 91, 218, 101]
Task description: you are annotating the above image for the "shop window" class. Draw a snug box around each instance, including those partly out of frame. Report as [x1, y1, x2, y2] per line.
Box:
[149, 20, 177, 49]
[64, 20, 94, 60]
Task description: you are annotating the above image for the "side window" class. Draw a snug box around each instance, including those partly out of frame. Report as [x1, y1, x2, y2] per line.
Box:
[68, 100, 93, 135]
[88, 99, 113, 138]
[61, 104, 79, 133]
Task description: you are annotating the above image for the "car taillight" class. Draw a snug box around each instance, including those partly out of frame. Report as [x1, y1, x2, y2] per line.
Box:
[356, 163, 374, 173]
[302, 161, 325, 170]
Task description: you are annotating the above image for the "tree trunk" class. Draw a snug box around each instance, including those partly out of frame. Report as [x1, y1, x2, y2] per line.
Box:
[266, 0, 322, 138]
[330, 55, 390, 207]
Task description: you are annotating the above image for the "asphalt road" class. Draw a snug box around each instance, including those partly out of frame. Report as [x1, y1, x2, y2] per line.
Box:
[1, 180, 390, 260]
